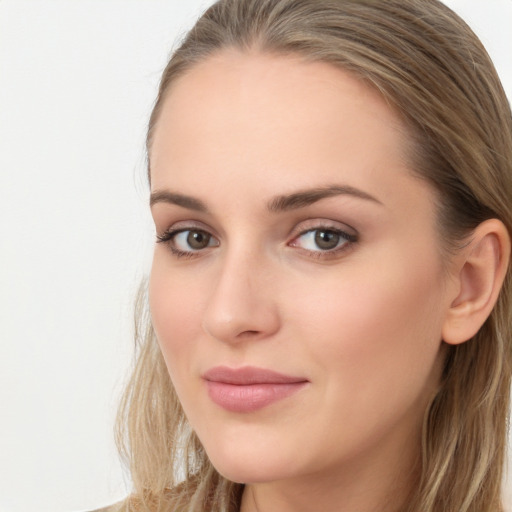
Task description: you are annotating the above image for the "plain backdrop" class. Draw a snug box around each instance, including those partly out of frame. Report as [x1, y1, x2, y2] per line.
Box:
[1, 1, 511, 511]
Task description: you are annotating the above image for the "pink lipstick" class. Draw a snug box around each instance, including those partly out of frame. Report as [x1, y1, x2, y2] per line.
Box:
[202, 366, 308, 413]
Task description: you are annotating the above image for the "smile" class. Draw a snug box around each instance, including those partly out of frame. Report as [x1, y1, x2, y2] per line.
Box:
[202, 366, 309, 413]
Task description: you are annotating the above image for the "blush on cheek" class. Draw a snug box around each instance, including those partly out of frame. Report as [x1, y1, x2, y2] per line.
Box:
[149, 275, 185, 348]
[299, 258, 443, 370]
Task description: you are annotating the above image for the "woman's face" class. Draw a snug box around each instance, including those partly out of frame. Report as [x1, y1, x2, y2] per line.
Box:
[149, 51, 454, 487]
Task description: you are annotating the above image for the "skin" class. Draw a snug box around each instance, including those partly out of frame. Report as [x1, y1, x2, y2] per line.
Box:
[148, 51, 460, 512]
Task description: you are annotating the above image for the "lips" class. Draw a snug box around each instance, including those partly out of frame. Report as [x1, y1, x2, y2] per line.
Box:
[202, 366, 308, 413]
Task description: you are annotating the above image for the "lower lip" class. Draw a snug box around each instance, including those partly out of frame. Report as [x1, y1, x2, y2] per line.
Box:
[205, 381, 308, 413]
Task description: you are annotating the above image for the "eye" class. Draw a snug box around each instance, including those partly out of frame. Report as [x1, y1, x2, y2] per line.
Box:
[157, 228, 219, 256]
[290, 227, 356, 255]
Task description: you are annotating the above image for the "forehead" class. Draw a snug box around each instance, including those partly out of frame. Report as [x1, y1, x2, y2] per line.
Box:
[149, 50, 409, 185]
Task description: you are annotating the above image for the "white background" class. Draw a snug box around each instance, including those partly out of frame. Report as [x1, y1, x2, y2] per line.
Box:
[0, 2, 511, 511]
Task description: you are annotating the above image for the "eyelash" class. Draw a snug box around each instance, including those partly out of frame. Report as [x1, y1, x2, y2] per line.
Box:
[156, 228, 216, 259]
[290, 227, 357, 259]
[156, 225, 358, 260]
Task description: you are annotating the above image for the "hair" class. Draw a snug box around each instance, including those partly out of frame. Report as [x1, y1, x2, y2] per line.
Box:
[114, 1, 512, 511]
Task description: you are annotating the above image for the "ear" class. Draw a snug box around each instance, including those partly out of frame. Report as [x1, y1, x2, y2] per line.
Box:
[442, 219, 511, 345]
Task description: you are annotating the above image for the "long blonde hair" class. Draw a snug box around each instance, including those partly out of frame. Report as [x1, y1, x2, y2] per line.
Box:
[115, 1, 512, 511]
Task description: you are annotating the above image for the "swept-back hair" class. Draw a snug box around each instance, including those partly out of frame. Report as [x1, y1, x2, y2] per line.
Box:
[116, 1, 512, 511]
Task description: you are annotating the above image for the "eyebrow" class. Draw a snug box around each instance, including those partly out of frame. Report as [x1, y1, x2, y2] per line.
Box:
[267, 185, 382, 212]
[150, 190, 209, 212]
[149, 185, 382, 212]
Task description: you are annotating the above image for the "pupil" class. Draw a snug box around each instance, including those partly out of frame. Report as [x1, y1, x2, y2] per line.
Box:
[314, 230, 339, 250]
[187, 231, 210, 249]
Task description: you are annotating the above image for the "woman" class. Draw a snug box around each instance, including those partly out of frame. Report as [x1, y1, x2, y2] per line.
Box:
[112, 0, 512, 511]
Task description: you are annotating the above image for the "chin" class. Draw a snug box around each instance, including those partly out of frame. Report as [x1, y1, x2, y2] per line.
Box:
[204, 440, 298, 484]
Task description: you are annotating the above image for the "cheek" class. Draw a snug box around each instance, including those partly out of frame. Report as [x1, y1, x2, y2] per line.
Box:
[149, 256, 206, 371]
[287, 248, 446, 406]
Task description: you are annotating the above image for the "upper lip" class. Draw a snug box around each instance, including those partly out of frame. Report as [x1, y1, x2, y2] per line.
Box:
[202, 365, 308, 385]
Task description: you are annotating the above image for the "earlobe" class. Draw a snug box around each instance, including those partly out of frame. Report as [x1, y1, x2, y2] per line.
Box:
[442, 219, 511, 346]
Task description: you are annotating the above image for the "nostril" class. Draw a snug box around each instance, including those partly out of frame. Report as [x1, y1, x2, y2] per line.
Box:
[238, 330, 260, 337]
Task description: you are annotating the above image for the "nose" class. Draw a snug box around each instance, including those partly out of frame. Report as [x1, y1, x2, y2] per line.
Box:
[202, 249, 280, 344]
